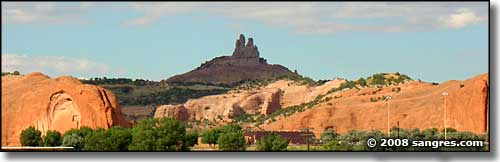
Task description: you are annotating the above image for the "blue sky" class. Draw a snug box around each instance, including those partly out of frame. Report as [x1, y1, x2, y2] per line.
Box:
[1, 2, 489, 82]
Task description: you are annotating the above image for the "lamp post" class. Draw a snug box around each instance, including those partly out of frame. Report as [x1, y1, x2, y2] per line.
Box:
[442, 91, 448, 140]
[386, 96, 392, 136]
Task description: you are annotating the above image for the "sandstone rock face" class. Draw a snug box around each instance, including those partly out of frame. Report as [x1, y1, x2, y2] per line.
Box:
[2, 73, 130, 146]
[153, 105, 188, 121]
[261, 89, 283, 115]
[261, 74, 489, 137]
[154, 79, 345, 121]
[166, 34, 297, 86]
[233, 34, 260, 59]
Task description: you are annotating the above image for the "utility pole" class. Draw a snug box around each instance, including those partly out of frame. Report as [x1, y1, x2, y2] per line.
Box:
[385, 96, 392, 136]
[300, 127, 314, 151]
[397, 121, 400, 138]
[442, 91, 448, 140]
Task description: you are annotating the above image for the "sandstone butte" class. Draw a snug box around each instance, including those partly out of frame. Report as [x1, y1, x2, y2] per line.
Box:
[166, 34, 297, 86]
[2, 72, 130, 146]
[155, 73, 488, 137]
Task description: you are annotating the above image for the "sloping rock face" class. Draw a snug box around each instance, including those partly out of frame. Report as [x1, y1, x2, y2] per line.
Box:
[154, 79, 346, 121]
[2, 72, 130, 146]
[166, 34, 297, 86]
[153, 105, 188, 121]
[261, 74, 489, 137]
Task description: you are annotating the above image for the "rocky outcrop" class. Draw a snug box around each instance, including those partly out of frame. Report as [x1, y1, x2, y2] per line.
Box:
[232, 34, 260, 59]
[261, 89, 283, 115]
[166, 34, 297, 86]
[153, 105, 188, 121]
[261, 74, 489, 137]
[154, 79, 345, 121]
[2, 72, 130, 146]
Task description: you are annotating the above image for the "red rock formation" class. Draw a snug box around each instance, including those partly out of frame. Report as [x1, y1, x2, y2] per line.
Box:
[2, 72, 130, 146]
[166, 34, 297, 86]
[261, 74, 489, 137]
[156, 79, 344, 121]
[153, 105, 188, 121]
[261, 89, 283, 115]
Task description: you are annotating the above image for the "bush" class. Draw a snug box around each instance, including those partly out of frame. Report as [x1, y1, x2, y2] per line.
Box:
[185, 132, 199, 147]
[201, 123, 243, 146]
[128, 118, 188, 151]
[84, 127, 132, 151]
[324, 140, 355, 151]
[217, 132, 246, 151]
[62, 133, 83, 150]
[320, 128, 339, 143]
[43, 130, 62, 147]
[201, 129, 219, 147]
[20, 126, 42, 146]
[256, 132, 289, 151]
[62, 126, 93, 150]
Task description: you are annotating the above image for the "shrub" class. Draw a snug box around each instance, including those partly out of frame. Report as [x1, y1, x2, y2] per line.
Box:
[128, 118, 188, 151]
[324, 140, 354, 151]
[62, 126, 94, 150]
[20, 126, 42, 146]
[256, 132, 289, 151]
[217, 132, 246, 151]
[201, 129, 219, 147]
[62, 133, 83, 150]
[320, 128, 339, 143]
[43, 130, 62, 147]
[84, 127, 131, 151]
[201, 124, 243, 146]
[185, 132, 199, 147]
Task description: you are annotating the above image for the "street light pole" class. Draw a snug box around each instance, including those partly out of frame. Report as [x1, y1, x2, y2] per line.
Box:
[442, 91, 448, 140]
[386, 96, 392, 136]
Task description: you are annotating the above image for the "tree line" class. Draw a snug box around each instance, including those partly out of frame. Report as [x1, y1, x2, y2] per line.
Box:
[19, 119, 487, 151]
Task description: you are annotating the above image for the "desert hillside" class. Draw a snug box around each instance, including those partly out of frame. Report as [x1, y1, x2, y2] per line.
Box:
[155, 73, 489, 137]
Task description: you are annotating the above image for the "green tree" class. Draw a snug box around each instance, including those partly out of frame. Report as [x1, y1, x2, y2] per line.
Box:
[256, 132, 289, 151]
[154, 118, 187, 151]
[43, 130, 62, 147]
[357, 78, 367, 87]
[62, 133, 83, 150]
[128, 119, 157, 151]
[217, 132, 246, 151]
[185, 132, 199, 148]
[201, 123, 243, 146]
[128, 118, 188, 151]
[12, 70, 20, 75]
[62, 126, 94, 150]
[84, 127, 131, 151]
[20, 126, 42, 146]
[201, 129, 219, 147]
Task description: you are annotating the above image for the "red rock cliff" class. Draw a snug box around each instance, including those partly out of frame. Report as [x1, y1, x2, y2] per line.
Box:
[2, 72, 130, 146]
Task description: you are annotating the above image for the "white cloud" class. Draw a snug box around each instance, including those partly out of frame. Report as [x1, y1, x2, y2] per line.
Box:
[2, 2, 488, 33]
[125, 2, 205, 25]
[123, 2, 488, 34]
[440, 8, 485, 28]
[1, 54, 125, 77]
[1, 2, 92, 24]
